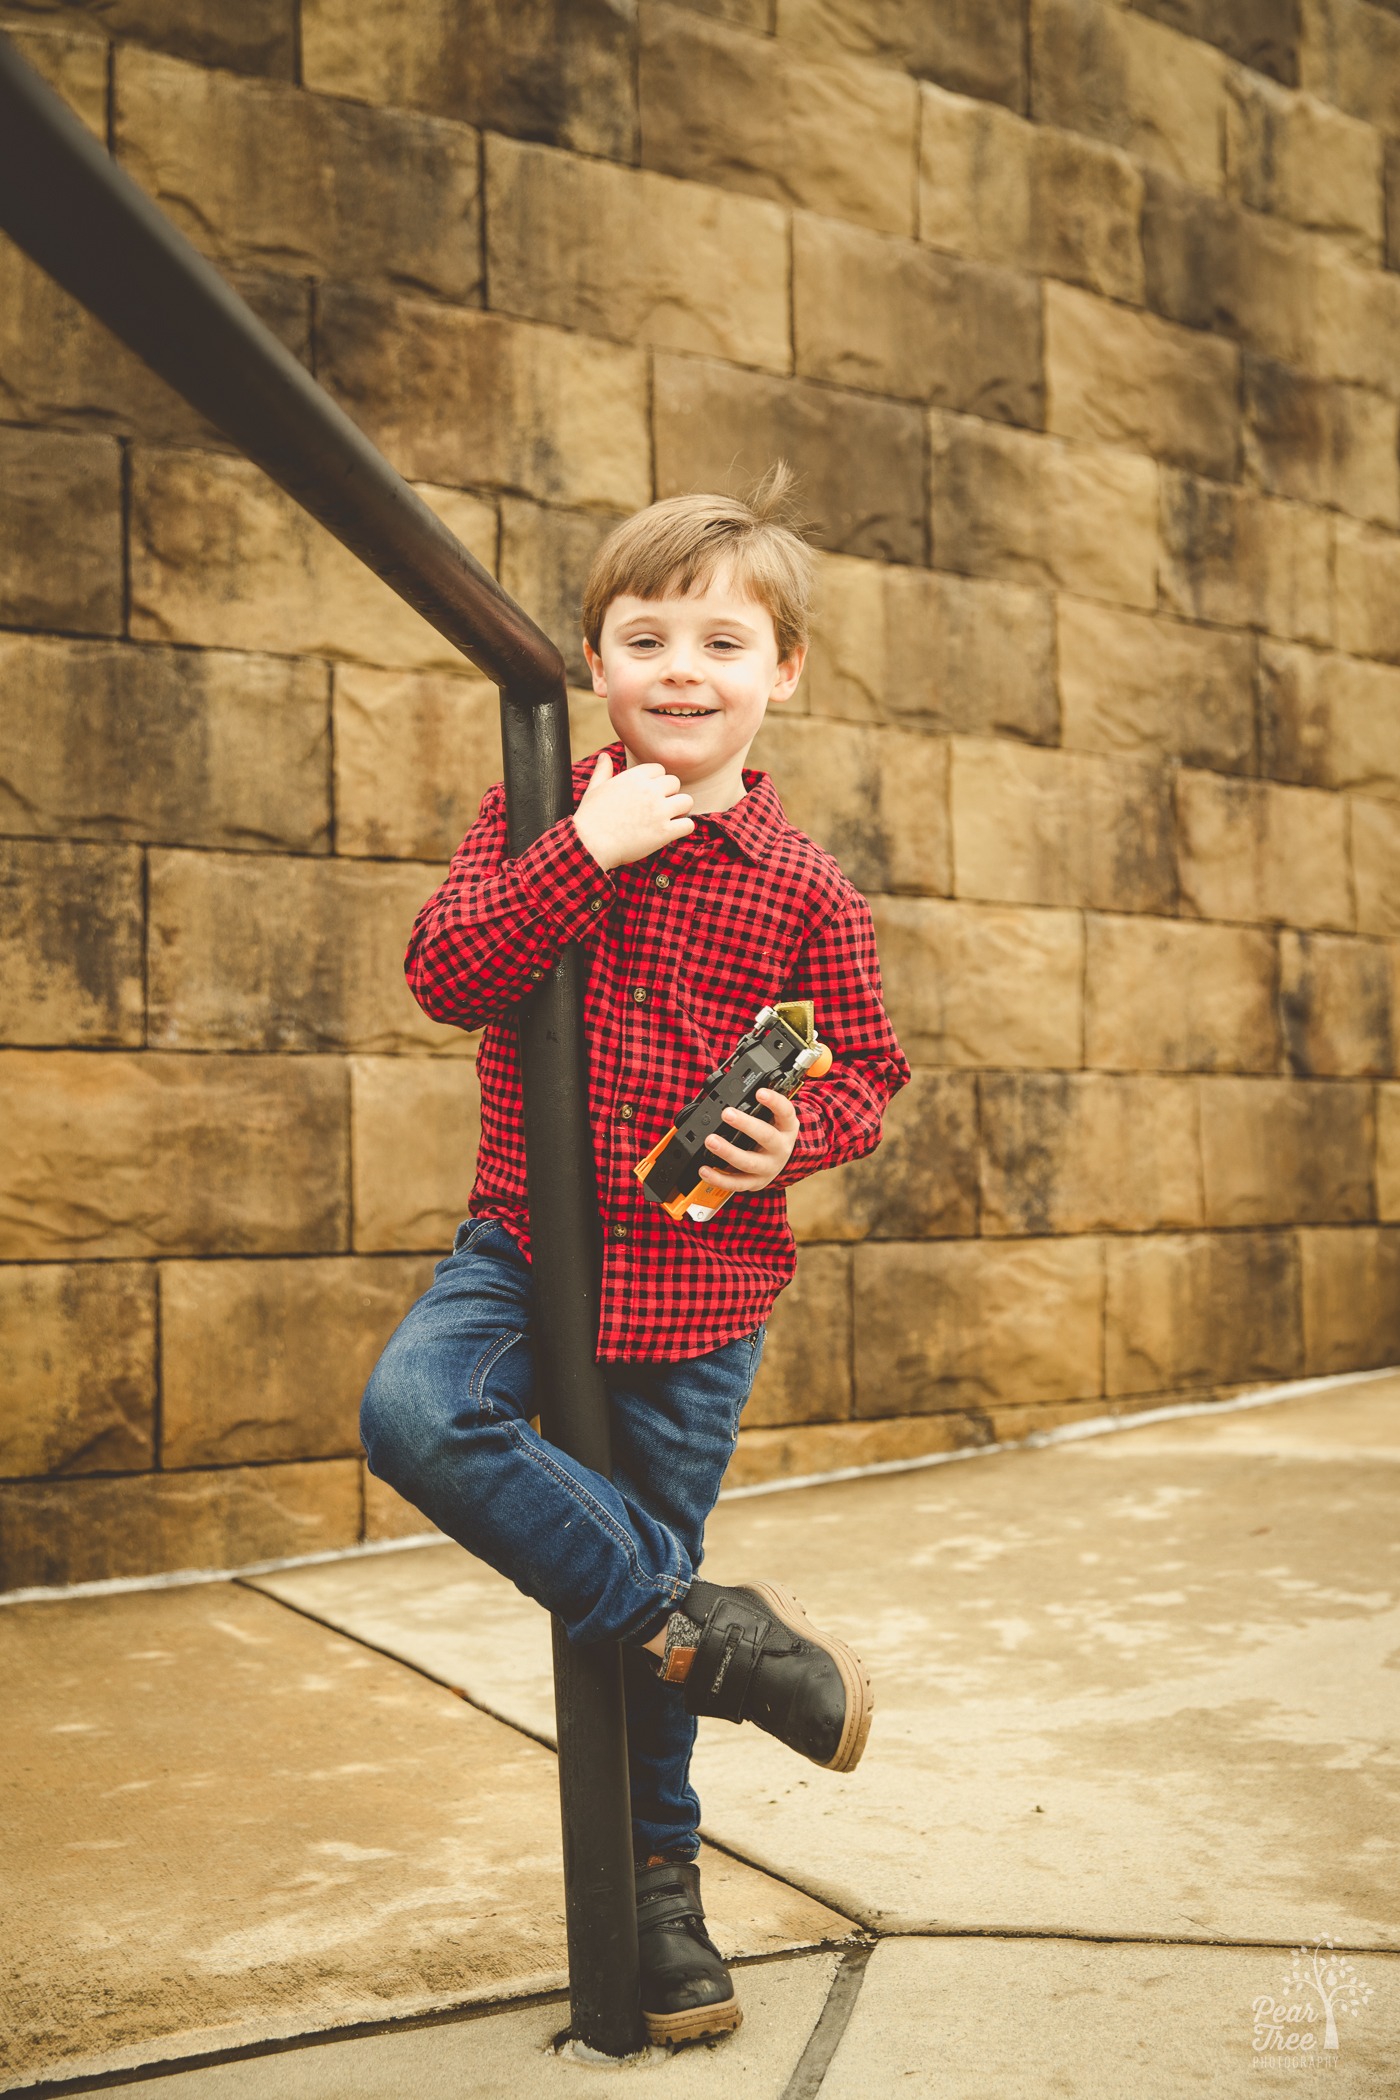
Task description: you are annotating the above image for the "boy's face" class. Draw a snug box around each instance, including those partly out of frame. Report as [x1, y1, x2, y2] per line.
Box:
[583, 569, 805, 806]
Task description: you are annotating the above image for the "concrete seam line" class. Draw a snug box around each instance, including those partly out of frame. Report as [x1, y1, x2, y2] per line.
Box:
[778, 1943, 873, 2100]
[3, 1364, 1396, 1609]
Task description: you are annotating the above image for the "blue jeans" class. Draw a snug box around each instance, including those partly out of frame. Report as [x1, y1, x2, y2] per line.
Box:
[359, 1217, 765, 1860]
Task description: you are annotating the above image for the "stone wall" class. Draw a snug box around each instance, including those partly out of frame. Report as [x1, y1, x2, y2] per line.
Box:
[4, 0, 1400, 1589]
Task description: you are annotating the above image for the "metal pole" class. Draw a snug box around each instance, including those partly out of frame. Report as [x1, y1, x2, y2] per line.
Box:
[0, 32, 641, 2057]
[499, 693, 642, 2057]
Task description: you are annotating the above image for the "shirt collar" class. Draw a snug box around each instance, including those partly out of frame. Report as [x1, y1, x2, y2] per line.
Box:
[580, 743, 788, 867]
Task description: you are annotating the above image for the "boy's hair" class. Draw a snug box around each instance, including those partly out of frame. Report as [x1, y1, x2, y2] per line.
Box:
[581, 462, 815, 661]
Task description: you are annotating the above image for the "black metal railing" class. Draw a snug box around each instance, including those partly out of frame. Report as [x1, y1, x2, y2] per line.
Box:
[0, 31, 640, 2060]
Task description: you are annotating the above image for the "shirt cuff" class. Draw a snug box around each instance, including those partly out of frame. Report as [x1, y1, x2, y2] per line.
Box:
[770, 1095, 832, 1190]
[507, 816, 615, 940]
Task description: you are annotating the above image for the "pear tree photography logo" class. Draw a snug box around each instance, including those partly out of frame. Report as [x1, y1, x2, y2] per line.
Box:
[1251, 1937, 1375, 2072]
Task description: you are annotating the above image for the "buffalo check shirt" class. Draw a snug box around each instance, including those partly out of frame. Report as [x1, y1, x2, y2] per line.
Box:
[405, 742, 910, 1363]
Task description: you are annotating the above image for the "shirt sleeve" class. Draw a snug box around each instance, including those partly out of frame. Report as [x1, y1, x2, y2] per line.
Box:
[769, 883, 911, 1190]
[404, 783, 616, 1030]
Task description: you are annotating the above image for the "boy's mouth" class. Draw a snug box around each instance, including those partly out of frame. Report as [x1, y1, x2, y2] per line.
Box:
[648, 705, 717, 718]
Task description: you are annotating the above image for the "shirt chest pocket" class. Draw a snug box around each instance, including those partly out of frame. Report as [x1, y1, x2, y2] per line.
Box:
[672, 923, 794, 1055]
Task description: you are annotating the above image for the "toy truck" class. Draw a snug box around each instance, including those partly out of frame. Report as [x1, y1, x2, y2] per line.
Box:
[634, 1001, 833, 1223]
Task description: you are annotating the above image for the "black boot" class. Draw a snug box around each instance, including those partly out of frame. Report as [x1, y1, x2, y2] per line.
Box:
[635, 1858, 741, 2045]
[677, 1579, 873, 1772]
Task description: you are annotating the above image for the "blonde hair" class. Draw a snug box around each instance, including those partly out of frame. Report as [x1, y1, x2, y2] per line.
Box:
[581, 463, 815, 661]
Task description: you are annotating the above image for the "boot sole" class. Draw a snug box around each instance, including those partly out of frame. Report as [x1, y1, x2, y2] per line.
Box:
[737, 1579, 873, 1774]
[644, 1997, 743, 2044]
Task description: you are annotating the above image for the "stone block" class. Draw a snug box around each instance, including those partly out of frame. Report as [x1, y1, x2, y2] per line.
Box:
[1199, 1076, 1373, 1225]
[0, 841, 144, 1048]
[351, 1056, 481, 1253]
[1294, 245, 1400, 402]
[744, 1245, 852, 1426]
[5, 19, 107, 132]
[1298, 0, 1400, 135]
[852, 1236, 1104, 1416]
[1143, 174, 1400, 397]
[869, 898, 1083, 1068]
[0, 426, 122, 637]
[777, 0, 1026, 109]
[362, 1467, 441, 1541]
[1258, 641, 1400, 799]
[0, 1459, 362, 1592]
[726, 1411, 999, 1488]
[786, 1071, 979, 1242]
[1223, 71, 1382, 262]
[1085, 915, 1281, 1074]
[979, 1073, 1203, 1235]
[1129, 0, 1301, 85]
[32, 0, 296, 79]
[0, 1052, 349, 1260]
[1141, 177, 1304, 352]
[1057, 599, 1255, 773]
[655, 355, 925, 565]
[497, 499, 625, 689]
[160, 1254, 437, 1466]
[1031, 0, 1228, 192]
[0, 636, 330, 853]
[1045, 283, 1238, 481]
[317, 290, 649, 515]
[1159, 472, 1332, 645]
[1103, 1229, 1302, 1398]
[0, 238, 313, 448]
[1299, 1223, 1400, 1374]
[147, 851, 460, 1056]
[748, 716, 950, 894]
[951, 739, 1176, 913]
[1242, 359, 1399, 528]
[301, 0, 637, 160]
[640, 2, 918, 235]
[115, 47, 481, 303]
[1378, 1085, 1400, 1219]
[1352, 797, 1400, 937]
[1334, 518, 1400, 664]
[1279, 931, 1396, 1077]
[485, 136, 788, 373]
[1176, 772, 1352, 931]
[0, 1263, 156, 1479]
[129, 449, 498, 669]
[918, 88, 1143, 302]
[804, 557, 1057, 742]
[793, 214, 1042, 426]
[929, 413, 1158, 609]
[333, 666, 501, 861]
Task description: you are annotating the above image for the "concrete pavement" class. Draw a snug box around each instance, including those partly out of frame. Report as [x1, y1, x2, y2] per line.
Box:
[3, 1371, 1397, 2095]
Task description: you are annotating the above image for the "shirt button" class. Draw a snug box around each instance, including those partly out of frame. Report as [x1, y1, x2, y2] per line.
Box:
[618, 1102, 636, 1121]
[632, 986, 649, 1005]
[654, 872, 671, 891]
[528, 966, 544, 982]
[588, 896, 605, 914]
[612, 1222, 629, 1240]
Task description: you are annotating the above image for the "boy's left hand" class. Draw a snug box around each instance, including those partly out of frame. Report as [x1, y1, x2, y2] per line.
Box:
[699, 1087, 799, 1195]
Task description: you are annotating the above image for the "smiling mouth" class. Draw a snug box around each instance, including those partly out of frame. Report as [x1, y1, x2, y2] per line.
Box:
[648, 705, 717, 717]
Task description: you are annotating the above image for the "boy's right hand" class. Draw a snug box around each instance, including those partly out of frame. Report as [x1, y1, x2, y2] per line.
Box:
[572, 752, 695, 871]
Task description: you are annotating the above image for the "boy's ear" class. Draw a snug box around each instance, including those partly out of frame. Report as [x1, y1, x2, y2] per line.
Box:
[769, 641, 807, 707]
[583, 638, 608, 698]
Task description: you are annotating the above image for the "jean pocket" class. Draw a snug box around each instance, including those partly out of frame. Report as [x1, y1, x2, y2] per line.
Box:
[468, 1327, 525, 1422]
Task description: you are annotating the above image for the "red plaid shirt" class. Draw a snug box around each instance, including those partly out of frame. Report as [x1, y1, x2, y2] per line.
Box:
[405, 742, 910, 1362]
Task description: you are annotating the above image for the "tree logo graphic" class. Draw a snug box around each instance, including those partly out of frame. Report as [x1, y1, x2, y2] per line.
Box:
[1283, 1939, 1374, 2052]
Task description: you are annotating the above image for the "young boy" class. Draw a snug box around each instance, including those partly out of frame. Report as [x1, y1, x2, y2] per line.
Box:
[360, 469, 910, 2044]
